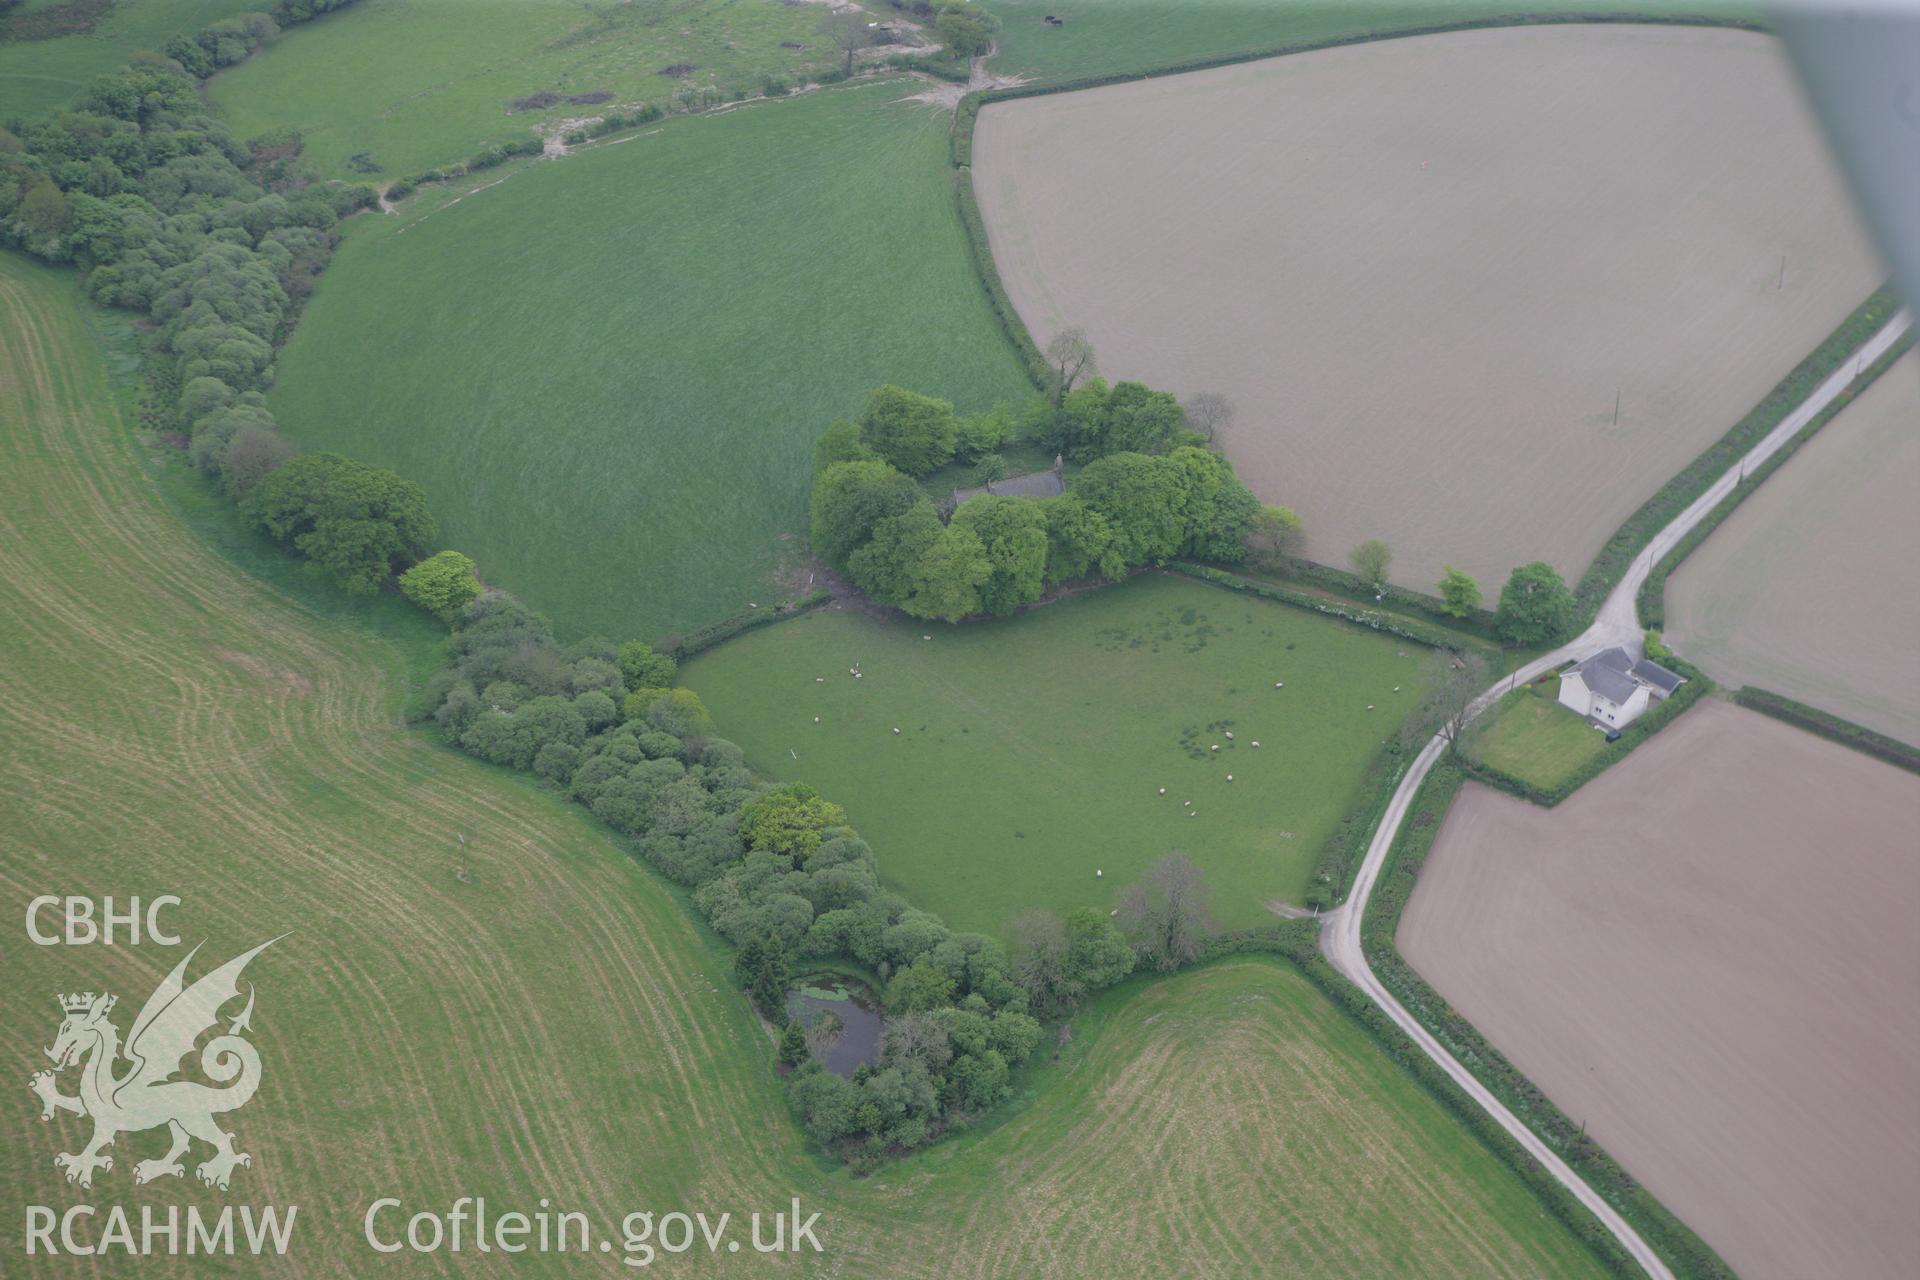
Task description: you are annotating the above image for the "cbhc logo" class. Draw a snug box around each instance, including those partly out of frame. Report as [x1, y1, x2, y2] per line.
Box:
[26, 896, 182, 946]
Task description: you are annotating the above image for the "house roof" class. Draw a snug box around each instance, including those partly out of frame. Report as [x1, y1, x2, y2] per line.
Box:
[1568, 647, 1639, 703]
[1563, 646, 1686, 703]
[1630, 657, 1687, 694]
[947, 467, 1064, 509]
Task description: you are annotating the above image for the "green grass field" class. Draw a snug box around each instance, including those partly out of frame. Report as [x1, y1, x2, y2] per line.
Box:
[0, 0, 259, 121]
[3, 249, 1608, 1278]
[979, 0, 1754, 86]
[208, 0, 864, 179]
[268, 80, 1033, 644]
[1468, 685, 1608, 790]
[685, 573, 1433, 935]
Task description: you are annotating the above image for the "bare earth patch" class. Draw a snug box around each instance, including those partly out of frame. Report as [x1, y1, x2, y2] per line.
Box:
[971, 25, 1883, 591]
[1668, 352, 1920, 744]
[1399, 699, 1920, 1280]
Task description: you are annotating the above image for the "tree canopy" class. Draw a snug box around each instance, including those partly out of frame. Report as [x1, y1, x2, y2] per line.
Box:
[1494, 561, 1577, 645]
[858, 384, 958, 476]
[1437, 566, 1482, 618]
[248, 453, 435, 593]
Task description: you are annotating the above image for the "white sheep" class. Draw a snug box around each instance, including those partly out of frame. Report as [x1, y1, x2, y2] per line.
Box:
[1251, 741, 1261, 748]
[1158, 787, 1166, 795]
[893, 727, 901, 734]
[1226, 775, 1234, 782]
[1224, 731, 1234, 740]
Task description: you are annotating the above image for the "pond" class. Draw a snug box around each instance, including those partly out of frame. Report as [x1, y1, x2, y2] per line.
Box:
[785, 977, 885, 1078]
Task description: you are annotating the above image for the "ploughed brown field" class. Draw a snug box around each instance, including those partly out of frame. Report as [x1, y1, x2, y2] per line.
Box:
[1399, 699, 1920, 1280]
[973, 24, 1884, 592]
[1668, 351, 1920, 745]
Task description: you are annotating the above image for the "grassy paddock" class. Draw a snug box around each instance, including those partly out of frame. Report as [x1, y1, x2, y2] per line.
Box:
[207, 0, 853, 178]
[684, 573, 1434, 935]
[977, 1, 1757, 88]
[268, 81, 1032, 643]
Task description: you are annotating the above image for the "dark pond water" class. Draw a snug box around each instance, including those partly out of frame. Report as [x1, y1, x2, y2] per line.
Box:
[785, 977, 884, 1078]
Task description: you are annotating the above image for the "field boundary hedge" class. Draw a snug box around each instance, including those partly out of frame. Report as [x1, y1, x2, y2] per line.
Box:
[657, 588, 831, 661]
[1731, 687, 1920, 774]
[1263, 556, 1501, 640]
[1357, 758, 1738, 1280]
[1462, 656, 1712, 806]
[1573, 285, 1900, 622]
[1171, 562, 1488, 655]
[1637, 332, 1915, 629]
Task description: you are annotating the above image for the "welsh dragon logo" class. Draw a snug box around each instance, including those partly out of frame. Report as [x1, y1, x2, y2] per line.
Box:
[29, 938, 279, 1191]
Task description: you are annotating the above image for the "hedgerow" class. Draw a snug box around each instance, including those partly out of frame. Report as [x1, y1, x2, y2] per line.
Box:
[1172, 564, 1482, 654]
[657, 589, 832, 662]
[1731, 688, 1920, 774]
[0, 1, 409, 589]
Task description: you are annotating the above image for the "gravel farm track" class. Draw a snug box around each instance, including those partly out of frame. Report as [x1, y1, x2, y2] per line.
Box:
[1668, 351, 1920, 744]
[1320, 306, 1913, 1280]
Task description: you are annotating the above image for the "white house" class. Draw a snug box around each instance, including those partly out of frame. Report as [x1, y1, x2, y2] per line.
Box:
[1556, 647, 1685, 731]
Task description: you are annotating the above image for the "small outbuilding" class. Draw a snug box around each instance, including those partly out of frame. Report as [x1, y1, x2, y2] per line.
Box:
[942, 456, 1064, 515]
[1556, 647, 1685, 731]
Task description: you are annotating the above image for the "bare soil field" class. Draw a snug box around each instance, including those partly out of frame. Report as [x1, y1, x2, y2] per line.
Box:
[1399, 699, 1920, 1280]
[972, 24, 1884, 592]
[1668, 352, 1920, 744]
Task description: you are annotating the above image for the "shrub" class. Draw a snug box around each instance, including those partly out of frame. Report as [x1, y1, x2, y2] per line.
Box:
[399, 550, 482, 622]
[617, 640, 677, 691]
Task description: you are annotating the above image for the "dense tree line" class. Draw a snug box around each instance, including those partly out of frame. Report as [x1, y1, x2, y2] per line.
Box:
[811, 381, 1264, 622]
[0, 2, 422, 593]
[416, 592, 1194, 1163]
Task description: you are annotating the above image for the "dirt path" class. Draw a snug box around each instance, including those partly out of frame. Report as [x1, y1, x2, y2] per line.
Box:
[1317, 304, 1912, 1280]
[905, 45, 1028, 111]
